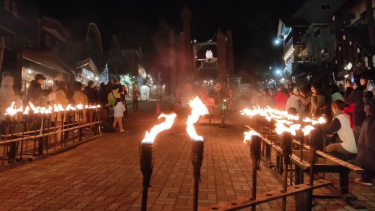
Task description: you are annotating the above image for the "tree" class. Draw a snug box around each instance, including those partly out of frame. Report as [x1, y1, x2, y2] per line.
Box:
[101, 63, 109, 84]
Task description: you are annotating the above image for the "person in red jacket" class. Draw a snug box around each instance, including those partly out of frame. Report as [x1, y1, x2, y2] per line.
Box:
[274, 84, 289, 110]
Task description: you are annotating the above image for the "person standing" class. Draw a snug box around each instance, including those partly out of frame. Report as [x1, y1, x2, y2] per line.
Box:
[113, 98, 125, 132]
[274, 85, 288, 110]
[355, 85, 375, 186]
[27, 74, 52, 107]
[98, 83, 109, 121]
[73, 83, 88, 122]
[344, 74, 367, 142]
[286, 88, 300, 114]
[0, 72, 22, 163]
[47, 84, 57, 105]
[108, 85, 121, 122]
[132, 86, 140, 110]
[296, 84, 311, 119]
[55, 81, 70, 145]
[85, 81, 98, 123]
[310, 83, 327, 118]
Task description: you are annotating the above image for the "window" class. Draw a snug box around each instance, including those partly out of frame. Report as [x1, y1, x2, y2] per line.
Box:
[321, 4, 331, 10]
[314, 29, 321, 39]
[5, 0, 19, 16]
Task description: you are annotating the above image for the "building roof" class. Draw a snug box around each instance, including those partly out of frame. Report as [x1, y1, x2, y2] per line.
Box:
[76, 58, 100, 75]
[279, 18, 310, 28]
[293, 0, 345, 23]
[21, 51, 75, 75]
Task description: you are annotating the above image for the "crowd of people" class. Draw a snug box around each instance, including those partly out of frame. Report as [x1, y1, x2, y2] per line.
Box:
[252, 73, 375, 186]
[0, 72, 143, 134]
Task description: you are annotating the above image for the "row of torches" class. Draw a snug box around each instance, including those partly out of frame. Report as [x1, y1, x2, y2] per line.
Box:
[241, 106, 326, 138]
[5, 102, 100, 117]
[139, 97, 208, 211]
[241, 106, 327, 211]
[138, 102, 328, 211]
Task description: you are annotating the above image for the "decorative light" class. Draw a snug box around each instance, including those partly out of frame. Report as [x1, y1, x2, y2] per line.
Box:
[27, 69, 32, 74]
[205, 50, 213, 59]
[95, 77, 99, 81]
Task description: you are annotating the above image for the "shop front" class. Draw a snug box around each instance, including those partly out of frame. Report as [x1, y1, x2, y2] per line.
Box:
[21, 51, 74, 94]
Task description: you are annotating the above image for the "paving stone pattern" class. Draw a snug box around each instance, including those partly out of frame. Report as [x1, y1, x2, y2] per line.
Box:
[0, 104, 373, 211]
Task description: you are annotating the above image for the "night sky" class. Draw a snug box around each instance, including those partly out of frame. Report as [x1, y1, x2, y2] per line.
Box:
[35, 0, 303, 80]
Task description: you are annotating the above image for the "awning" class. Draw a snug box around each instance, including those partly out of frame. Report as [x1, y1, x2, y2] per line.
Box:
[21, 51, 75, 75]
[291, 64, 315, 77]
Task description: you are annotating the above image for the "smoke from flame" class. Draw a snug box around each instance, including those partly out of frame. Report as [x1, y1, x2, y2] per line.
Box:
[142, 113, 177, 144]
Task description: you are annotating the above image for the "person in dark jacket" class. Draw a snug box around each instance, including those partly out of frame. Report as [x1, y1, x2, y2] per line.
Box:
[98, 83, 109, 121]
[27, 74, 52, 107]
[85, 81, 98, 123]
[344, 74, 367, 142]
[355, 86, 375, 186]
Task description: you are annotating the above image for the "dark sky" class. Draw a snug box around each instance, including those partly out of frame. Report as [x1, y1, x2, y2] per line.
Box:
[35, 0, 303, 75]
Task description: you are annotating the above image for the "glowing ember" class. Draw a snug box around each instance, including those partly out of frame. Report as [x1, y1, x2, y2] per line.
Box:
[244, 130, 260, 143]
[142, 113, 177, 144]
[186, 97, 209, 141]
[5, 102, 16, 116]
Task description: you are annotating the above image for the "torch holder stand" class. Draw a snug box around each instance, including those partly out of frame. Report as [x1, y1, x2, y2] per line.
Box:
[281, 132, 292, 211]
[249, 135, 261, 211]
[191, 141, 204, 211]
[139, 143, 154, 211]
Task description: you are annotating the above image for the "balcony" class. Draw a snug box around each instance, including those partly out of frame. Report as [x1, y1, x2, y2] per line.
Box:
[285, 38, 293, 54]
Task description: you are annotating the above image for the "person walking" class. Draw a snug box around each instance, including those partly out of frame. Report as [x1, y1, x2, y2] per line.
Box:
[132, 87, 140, 110]
[27, 74, 52, 107]
[113, 98, 125, 132]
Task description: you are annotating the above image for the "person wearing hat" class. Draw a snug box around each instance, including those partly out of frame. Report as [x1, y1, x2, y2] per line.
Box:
[27, 74, 53, 107]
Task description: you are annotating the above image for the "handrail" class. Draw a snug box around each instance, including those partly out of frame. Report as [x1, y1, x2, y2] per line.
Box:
[0, 121, 101, 145]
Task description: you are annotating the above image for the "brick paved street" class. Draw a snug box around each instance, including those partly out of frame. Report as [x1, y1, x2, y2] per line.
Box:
[0, 101, 374, 211]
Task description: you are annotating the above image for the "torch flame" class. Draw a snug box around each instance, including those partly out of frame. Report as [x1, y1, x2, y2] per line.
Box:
[302, 125, 315, 136]
[186, 97, 209, 141]
[23, 106, 30, 115]
[244, 130, 260, 143]
[142, 113, 177, 144]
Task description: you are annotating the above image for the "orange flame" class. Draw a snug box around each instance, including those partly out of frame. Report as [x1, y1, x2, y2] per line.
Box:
[142, 113, 177, 144]
[243, 130, 260, 143]
[186, 97, 209, 141]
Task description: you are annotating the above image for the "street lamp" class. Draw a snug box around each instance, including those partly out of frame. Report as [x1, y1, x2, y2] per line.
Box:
[274, 39, 281, 45]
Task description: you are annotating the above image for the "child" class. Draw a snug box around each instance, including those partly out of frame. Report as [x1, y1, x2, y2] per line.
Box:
[113, 98, 126, 132]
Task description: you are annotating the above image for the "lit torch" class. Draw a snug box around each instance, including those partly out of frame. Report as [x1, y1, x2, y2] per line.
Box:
[244, 130, 261, 211]
[140, 113, 176, 211]
[186, 97, 209, 211]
